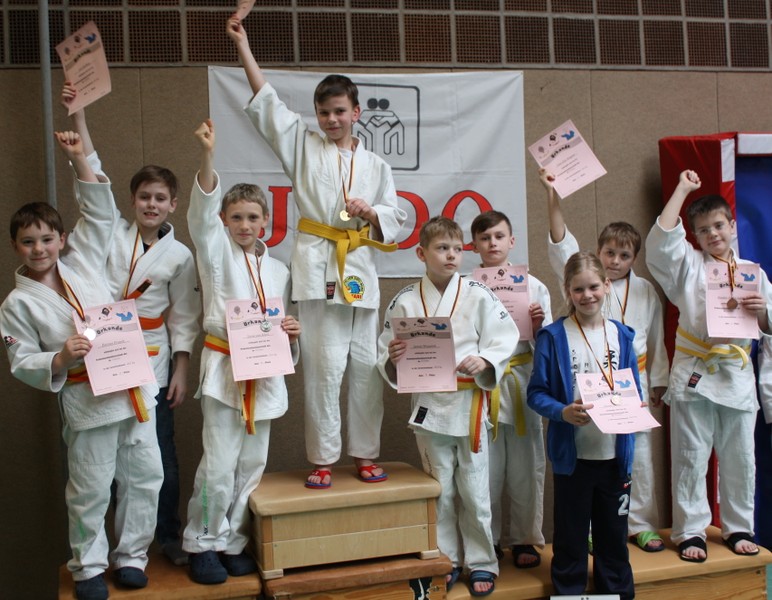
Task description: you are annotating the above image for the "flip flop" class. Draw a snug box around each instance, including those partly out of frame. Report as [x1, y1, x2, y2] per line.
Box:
[304, 469, 332, 489]
[445, 566, 462, 592]
[724, 532, 760, 556]
[512, 544, 541, 568]
[357, 463, 388, 483]
[630, 531, 665, 553]
[679, 536, 707, 563]
[468, 570, 496, 597]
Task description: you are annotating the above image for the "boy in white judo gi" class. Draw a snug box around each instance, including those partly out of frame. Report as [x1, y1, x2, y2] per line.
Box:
[646, 169, 771, 561]
[62, 83, 201, 566]
[182, 119, 300, 584]
[0, 133, 163, 600]
[469, 210, 551, 568]
[227, 16, 406, 488]
[377, 216, 519, 597]
[542, 168, 669, 553]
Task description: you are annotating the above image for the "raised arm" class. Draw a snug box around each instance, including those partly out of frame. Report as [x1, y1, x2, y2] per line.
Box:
[194, 120, 216, 194]
[660, 169, 701, 230]
[541, 168, 565, 243]
[226, 15, 266, 96]
[54, 131, 98, 183]
[61, 82, 95, 156]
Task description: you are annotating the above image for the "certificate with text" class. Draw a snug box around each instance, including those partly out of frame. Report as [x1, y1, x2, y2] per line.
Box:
[706, 262, 760, 339]
[577, 368, 660, 434]
[75, 299, 156, 396]
[528, 119, 606, 199]
[226, 297, 294, 381]
[395, 317, 457, 393]
[56, 22, 111, 115]
[473, 264, 532, 340]
[235, 0, 256, 20]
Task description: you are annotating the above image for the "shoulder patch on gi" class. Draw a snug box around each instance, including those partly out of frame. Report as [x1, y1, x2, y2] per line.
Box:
[3, 335, 18, 348]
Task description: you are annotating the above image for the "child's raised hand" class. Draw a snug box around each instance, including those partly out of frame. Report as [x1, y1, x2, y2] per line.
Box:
[54, 130, 85, 159]
[539, 168, 555, 191]
[226, 15, 246, 44]
[529, 302, 545, 333]
[60, 82, 77, 111]
[562, 399, 593, 426]
[281, 315, 301, 344]
[388, 338, 407, 365]
[679, 169, 701, 192]
[457, 355, 491, 377]
[194, 119, 215, 152]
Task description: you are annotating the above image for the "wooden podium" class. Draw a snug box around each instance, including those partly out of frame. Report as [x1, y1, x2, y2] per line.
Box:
[248, 461, 442, 579]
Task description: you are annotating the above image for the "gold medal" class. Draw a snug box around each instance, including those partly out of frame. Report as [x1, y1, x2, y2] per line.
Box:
[340, 210, 351, 222]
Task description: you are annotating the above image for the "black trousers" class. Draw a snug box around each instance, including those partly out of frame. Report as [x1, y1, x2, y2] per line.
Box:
[552, 459, 635, 600]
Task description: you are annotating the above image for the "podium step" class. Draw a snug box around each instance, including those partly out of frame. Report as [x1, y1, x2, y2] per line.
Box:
[249, 461, 441, 579]
[446, 526, 772, 599]
[58, 554, 262, 600]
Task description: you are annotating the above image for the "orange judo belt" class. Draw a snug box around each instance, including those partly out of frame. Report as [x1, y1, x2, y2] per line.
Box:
[66, 345, 160, 423]
[457, 377, 499, 453]
[204, 334, 258, 435]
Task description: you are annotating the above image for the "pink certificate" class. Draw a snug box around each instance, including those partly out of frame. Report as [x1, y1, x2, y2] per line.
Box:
[56, 22, 111, 115]
[706, 262, 760, 339]
[74, 299, 156, 396]
[394, 317, 457, 393]
[528, 119, 607, 199]
[225, 298, 294, 381]
[235, 0, 256, 20]
[577, 368, 660, 434]
[473, 265, 532, 340]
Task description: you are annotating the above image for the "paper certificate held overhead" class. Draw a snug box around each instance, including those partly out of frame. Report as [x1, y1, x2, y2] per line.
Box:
[225, 297, 294, 381]
[577, 368, 660, 434]
[74, 299, 156, 396]
[473, 264, 532, 341]
[394, 317, 457, 394]
[705, 261, 760, 339]
[55, 21, 111, 115]
[528, 119, 606, 199]
[235, 0, 256, 20]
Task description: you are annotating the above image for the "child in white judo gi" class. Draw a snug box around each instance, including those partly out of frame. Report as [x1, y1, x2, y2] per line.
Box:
[527, 251, 637, 600]
[182, 119, 300, 584]
[469, 210, 551, 568]
[0, 133, 163, 600]
[646, 169, 770, 561]
[377, 216, 519, 597]
[542, 168, 669, 553]
[61, 83, 201, 566]
[227, 15, 406, 488]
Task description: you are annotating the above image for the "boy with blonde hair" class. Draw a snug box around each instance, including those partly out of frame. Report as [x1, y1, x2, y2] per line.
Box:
[646, 169, 771, 562]
[470, 210, 551, 568]
[378, 216, 518, 596]
[183, 119, 300, 584]
[543, 168, 669, 552]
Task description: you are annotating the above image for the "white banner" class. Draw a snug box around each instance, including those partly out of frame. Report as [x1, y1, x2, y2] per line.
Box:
[208, 67, 527, 277]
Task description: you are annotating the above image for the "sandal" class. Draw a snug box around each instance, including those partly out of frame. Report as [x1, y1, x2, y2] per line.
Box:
[724, 532, 760, 556]
[678, 536, 707, 563]
[512, 544, 541, 568]
[468, 570, 496, 597]
[304, 469, 332, 489]
[630, 531, 665, 553]
[357, 463, 388, 483]
[445, 566, 462, 592]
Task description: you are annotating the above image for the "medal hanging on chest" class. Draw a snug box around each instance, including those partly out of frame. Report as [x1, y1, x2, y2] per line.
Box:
[338, 148, 355, 221]
[243, 249, 270, 331]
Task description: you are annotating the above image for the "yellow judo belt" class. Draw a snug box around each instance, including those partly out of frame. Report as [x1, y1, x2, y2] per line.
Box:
[497, 351, 533, 437]
[204, 334, 258, 435]
[297, 217, 398, 304]
[675, 326, 750, 373]
[66, 345, 160, 423]
[457, 377, 499, 453]
[637, 352, 646, 375]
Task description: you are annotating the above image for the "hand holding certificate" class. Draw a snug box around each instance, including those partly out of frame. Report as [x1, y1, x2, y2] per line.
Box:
[56, 22, 111, 115]
[225, 298, 294, 381]
[393, 317, 457, 393]
[577, 368, 660, 434]
[235, 0, 256, 20]
[706, 262, 760, 339]
[74, 299, 156, 396]
[473, 265, 532, 340]
[528, 119, 606, 199]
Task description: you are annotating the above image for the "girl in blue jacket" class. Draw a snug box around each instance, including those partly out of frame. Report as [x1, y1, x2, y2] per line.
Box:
[527, 252, 639, 600]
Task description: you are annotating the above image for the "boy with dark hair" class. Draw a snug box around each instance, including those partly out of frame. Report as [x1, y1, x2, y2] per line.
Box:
[1, 133, 163, 600]
[227, 16, 406, 488]
[470, 210, 551, 568]
[378, 216, 519, 596]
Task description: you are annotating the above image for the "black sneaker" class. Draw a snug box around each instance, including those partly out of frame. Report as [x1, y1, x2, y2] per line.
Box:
[189, 550, 228, 584]
[114, 566, 148, 589]
[219, 551, 257, 576]
[74, 574, 108, 600]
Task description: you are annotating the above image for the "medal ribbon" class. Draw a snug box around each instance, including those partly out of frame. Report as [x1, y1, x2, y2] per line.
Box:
[123, 231, 153, 301]
[572, 315, 615, 391]
[711, 253, 737, 301]
[420, 277, 462, 318]
[240, 250, 268, 435]
[608, 272, 630, 324]
[338, 148, 355, 214]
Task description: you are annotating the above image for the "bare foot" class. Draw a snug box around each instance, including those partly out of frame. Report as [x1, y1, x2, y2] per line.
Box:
[354, 458, 384, 480]
[305, 466, 332, 487]
[473, 579, 493, 594]
[681, 544, 706, 561]
[731, 538, 759, 555]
